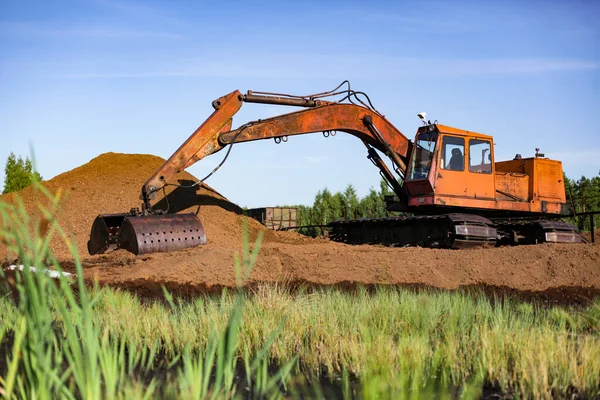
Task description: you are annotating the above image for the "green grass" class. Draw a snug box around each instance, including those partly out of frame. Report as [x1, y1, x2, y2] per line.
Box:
[1, 184, 599, 399]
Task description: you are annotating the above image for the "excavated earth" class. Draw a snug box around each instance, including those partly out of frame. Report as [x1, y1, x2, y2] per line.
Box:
[1, 153, 599, 304]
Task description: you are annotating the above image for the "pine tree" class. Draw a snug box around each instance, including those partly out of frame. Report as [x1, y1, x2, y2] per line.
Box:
[343, 185, 359, 219]
[564, 171, 600, 231]
[331, 192, 346, 220]
[320, 188, 333, 225]
[358, 189, 376, 218]
[575, 174, 600, 230]
[380, 178, 393, 196]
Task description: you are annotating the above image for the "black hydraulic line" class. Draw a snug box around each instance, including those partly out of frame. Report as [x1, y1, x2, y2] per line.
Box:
[363, 141, 405, 200]
[363, 114, 407, 173]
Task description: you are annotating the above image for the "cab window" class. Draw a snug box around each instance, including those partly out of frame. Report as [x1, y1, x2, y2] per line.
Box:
[407, 131, 438, 180]
[469, 139, 492, 174]
[440, 136, 464, 171]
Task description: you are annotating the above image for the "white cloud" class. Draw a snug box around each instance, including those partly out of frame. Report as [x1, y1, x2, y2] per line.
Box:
[46, 54, 599, 80]
[0, 21, 181, 39]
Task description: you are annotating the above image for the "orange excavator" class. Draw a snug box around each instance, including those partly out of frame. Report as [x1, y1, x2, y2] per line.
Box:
[88, 82, 580, 255]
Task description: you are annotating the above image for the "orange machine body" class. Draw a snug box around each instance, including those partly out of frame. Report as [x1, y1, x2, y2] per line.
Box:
[404, 124, 567, 216]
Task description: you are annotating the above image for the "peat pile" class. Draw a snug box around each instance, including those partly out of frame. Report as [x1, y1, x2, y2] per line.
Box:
[85, 240, 600, 302]
[0, 152, 304, 261]
[1, 152, 599, 299]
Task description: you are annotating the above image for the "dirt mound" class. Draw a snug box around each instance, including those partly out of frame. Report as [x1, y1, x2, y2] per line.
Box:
[0, 153, 305, 261]
[83, 241, 600, 297]
[1, 152, 599, 299]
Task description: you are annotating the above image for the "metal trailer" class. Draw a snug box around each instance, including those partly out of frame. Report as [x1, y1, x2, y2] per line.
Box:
[245, 207, 298, 230]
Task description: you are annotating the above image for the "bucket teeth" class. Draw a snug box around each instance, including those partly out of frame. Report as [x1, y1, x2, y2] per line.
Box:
[88, 213, 127, 255]
[88, 213, 206, 255]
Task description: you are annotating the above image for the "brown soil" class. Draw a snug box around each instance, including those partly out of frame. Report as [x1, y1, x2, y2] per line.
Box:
[582, 228, 600, 243]
[1, 153, 599, 303]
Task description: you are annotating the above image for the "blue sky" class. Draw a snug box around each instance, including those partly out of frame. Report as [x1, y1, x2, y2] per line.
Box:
[1, 0, 599, 207]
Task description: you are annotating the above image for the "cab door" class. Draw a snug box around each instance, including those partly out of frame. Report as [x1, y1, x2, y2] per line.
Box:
[433, 135, 469, 197]
[466, 138, 495, 199]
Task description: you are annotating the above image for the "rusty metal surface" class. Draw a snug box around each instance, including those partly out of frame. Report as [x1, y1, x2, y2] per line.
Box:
[495, 158, 567, 204]
[245, 207, 298, 230]
[363, 114, 407, 172]
[427, 194, 564, 215]
[218, 103, 411, 173]
[88, 213, 206, 255]
[365, 145, 405, 197]
[535, 159, 565, 201]
[88, 213, 128, 255]
[142, 91, 243, 201]
[138, 85, 411, 208]
[119, 213, 206, 255]
[244, 93, 320, 107]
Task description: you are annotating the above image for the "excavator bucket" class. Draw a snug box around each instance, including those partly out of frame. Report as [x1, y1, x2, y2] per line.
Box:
[88, 213, 206, 255]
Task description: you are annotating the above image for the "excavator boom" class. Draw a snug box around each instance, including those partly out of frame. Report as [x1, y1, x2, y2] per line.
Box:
[141, 90, 243, 206]
[142, 91, 411, 206]
[89, 85, 413, 255]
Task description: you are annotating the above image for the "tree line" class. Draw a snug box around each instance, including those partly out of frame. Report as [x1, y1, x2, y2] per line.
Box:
[289, 180, 396, 237]
[2, 153, 599, 233]
[290, 172, 600, 237]
[564, 173, 600, 231]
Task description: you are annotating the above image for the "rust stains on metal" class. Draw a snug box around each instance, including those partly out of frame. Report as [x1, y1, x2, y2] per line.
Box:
[218, 103, 410, 172]
[88, 212, 206, 255]
[119, 213, 206, 255]
[142, 91, 243, 200]
[88, 213, 127, 255]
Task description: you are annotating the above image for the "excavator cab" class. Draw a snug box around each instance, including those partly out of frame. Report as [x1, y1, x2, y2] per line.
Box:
[403, 122, 573, 219]
[405, 124, 498, 208]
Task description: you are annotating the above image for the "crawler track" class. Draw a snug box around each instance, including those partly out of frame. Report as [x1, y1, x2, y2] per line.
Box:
[329, 214, 497, 248]
[329, 214, 581, 248]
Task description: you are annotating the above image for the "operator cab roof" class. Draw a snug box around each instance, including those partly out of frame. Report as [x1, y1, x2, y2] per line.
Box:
[418, 124, 493, 141]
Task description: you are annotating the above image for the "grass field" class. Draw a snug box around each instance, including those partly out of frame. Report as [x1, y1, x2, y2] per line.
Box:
[1, 187, 600, 399]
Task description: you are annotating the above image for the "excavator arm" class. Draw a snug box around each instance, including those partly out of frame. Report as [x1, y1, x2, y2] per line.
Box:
[142, 89, 412, 208]
[141, 90, 244, 205]
[89, 85, 413, 256]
